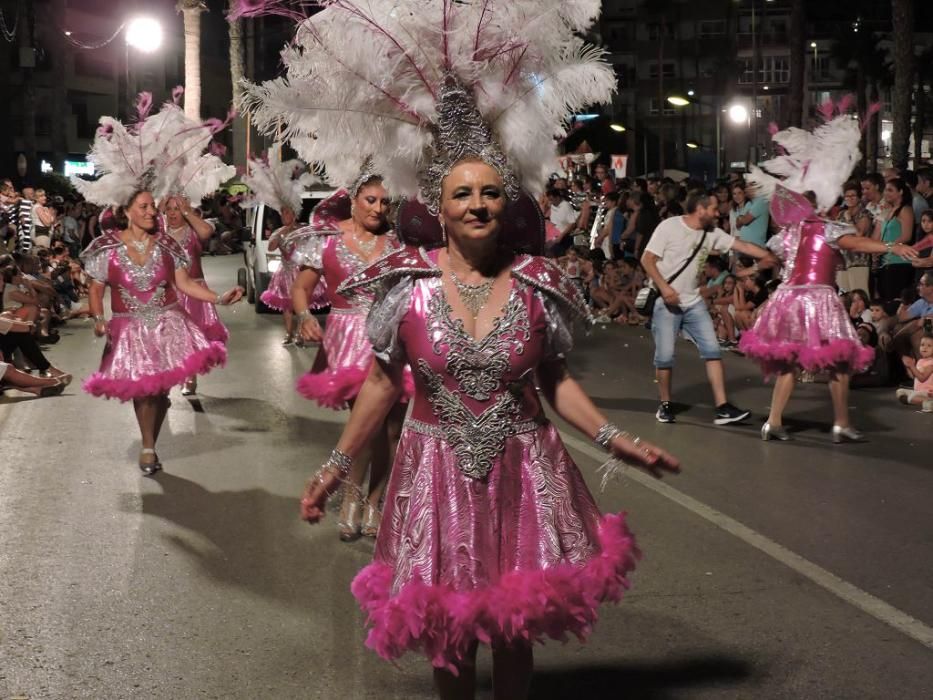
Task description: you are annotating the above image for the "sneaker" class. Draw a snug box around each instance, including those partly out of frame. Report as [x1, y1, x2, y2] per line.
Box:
[656, 401, 676, 423]
[714, 402, 751, 425]
[922, 399, 933, 413]
[896, 388, 911, 405]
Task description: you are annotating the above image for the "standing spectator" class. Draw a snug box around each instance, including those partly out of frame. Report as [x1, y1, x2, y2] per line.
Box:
[592, 162, 615, 194]
[32, 189, 57, 249]
[916, 169, 932, 209]
[835, 182, 873, 293]
[861, 173, 886, 220]
[904, 171, 929, 241]
[59, 203, 81, 257]
[628, 191, 659, 259]
[714, 183, 732, 234]
[729, 181, 770, 247]
[546, 187, 578, 256]
[641, 190, 774, 425]
[876, 178, 916, 301]
[1, 179, 34, 254]
[594, 191, 621, 259]
[911, 209, 933, 283]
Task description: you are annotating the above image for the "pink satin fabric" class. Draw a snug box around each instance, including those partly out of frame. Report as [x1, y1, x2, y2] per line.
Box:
[351, 265, 638, 669]
[170, 226, 229, 342]
[740, 221, 873, 374]
[83, 237, 226, 401]
[296, 234, 400, 407]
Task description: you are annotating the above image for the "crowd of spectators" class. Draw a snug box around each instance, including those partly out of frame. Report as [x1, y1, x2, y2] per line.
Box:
[0, 177, 248, 397]
[541, 163, 933, 409]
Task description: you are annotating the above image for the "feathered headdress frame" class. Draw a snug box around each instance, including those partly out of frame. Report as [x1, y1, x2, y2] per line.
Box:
[236, 0, 616, 214]
[242, 146, 319, 214]
[747, 94, 880, 214]
[71, 89, 237, 207]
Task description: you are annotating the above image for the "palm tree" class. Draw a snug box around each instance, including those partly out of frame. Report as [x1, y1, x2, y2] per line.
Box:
[227, 0, 248, 167]
[913, 46, 932, 169]
[890, 0, 914, 171]
[785, 0, 805, 128]
[177, 0, 207, 120]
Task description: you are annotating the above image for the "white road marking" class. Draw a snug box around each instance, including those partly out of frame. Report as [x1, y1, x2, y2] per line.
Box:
[560, 432, 933, 651]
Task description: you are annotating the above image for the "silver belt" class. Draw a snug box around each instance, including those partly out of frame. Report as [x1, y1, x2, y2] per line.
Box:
[403, 417, 541, 440]
[328, 306, 368, 316]
[112, 301, 178, 320]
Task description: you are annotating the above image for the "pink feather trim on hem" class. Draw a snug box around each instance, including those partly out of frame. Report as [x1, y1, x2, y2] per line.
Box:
[350, 513, 639, 673]
[738, 331, 875, 375]
[83, 343, 227, 402]
[296, 366, 414, 409]
[260, 289, 291, 312]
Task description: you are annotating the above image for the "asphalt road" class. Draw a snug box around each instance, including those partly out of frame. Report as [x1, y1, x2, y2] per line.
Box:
[1, 255, 931, 700]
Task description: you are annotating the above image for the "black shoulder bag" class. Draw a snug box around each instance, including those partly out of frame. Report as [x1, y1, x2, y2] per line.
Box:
[635, 230, 708, 317]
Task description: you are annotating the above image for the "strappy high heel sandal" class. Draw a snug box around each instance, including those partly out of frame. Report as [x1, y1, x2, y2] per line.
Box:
[139, 448, 163, 476]
[338, 491, 364, 542]
[361, 501, 381, 539]
[181, 377, 197, 396]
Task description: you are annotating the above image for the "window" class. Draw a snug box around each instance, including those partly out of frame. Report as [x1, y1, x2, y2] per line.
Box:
[698, 20, 726, 37]
[648, 98, 676, 116]
[648, 22, 675, 40]
[739, 56, 790, 84]
[647, 62, 676, 79]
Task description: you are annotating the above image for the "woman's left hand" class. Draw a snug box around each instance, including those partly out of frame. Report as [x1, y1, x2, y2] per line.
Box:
[220, 287, 244, 305]
[893, 243, 918, 260]
[610, 434, 680, 479]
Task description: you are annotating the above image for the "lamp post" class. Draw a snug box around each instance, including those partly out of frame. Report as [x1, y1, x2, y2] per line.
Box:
[667, 94, 727, 177]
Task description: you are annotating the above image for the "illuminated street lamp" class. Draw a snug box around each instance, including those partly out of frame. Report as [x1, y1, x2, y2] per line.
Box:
[686, 141, 699, 149]
[728, 104, 749, 124]
[125, 17, 163, 53]
[667, 95, 691, 107]
[610, 123, 626, 132]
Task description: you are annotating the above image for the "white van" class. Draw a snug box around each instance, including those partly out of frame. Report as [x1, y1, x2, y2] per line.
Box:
[238, 188, 336, 312]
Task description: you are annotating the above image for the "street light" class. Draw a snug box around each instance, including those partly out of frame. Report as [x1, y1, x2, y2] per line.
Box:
[610, 123, 626, 132]
[728, 104, 749, 124]
[667, 96, 691, 107]
[125, 17, 163, 54]
[667, 94, 724, 177]
[686, 141, 699, 149]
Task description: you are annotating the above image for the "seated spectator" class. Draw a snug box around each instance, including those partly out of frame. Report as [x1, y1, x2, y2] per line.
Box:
[0, 315, 70, 383]
[851, 323, 891, 388]
[557, 246, 590, 297]
[848, 289, 872, 325]
[911, 209, 933, 283]
[892, 271, 933, 363]
[870, 299, 897, 352]
[896, 334, 933, 412]
[711, 274, 738, 342]
[0, 360, 65, 396]
[719, 274, 770, 347]
[700, 256, 729, 301]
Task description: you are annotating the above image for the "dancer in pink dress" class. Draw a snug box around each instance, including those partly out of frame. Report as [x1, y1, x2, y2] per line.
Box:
[739, 105, 918, 442]
[162, 196, 227, 395]
[73, 91, 241, 474]
[239, 1, 680, 695]
[243, 152, 317, 344]
[291, 177, 408, 541]
[82, 191, 242, 473]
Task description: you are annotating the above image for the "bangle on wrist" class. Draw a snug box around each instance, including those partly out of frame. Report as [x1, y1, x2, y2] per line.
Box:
[93, 314, 105, 323]
[593, 422, 632, 451]
[214, 293, 224, 305]
[885, 241, 894, 254]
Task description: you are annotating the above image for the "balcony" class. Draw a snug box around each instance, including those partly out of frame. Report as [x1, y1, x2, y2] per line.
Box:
[735, 31, 789, 51]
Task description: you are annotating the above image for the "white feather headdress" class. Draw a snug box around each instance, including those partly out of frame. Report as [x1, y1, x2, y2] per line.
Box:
[235, 0, 616, 212]
[746, 98, 870, 213]
[72, 91, 237, 207]
[241, 148, 318, 214]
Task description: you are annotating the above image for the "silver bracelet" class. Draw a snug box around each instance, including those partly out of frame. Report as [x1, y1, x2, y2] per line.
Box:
[324, 448, 352, 477]
[93, 314, 105, 324]
[214, 293, 224, 305]
[594, 423, 631, 451]
[297, 309, 313, 322]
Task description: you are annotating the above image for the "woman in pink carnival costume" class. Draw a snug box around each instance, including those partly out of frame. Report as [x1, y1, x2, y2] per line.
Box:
[74, 92, 243, 475]
[235, 1, 680, 696]
[286, 174, 410, 541]
[738, 99, 918, 442]
[242, 148, 318, 345]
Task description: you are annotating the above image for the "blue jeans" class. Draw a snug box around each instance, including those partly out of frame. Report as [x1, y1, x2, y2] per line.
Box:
[651, 299, 722, 369]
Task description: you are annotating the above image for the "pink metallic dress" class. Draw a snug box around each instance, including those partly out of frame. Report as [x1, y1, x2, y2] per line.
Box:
[340, 248, 638, 671]
[81, 232, 227, 401]
[168, 225, 229, 342]
[291, 226, 402, 408]
[739, 219, 874, 374]
[259, 226, 302, 312]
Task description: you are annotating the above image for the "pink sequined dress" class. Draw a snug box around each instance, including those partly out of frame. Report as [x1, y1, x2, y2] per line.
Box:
[340, 248, 638, 672]
[167, 224, 229, 342]
[81, 232, 227, 401]
[291, 223, 401, 408]
[739, 218, 874, 374]
[259, 225, 302, 312]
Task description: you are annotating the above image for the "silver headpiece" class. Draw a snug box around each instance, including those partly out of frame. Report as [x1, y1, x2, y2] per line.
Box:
[349, 157, 382, 198]
[420, 81, 521, 215]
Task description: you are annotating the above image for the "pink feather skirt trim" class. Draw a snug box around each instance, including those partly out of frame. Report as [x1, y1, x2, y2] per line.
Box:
[738, 284, 874, 375]
[352, 514, 638, 673]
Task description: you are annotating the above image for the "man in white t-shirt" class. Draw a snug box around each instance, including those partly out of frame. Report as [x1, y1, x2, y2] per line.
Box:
[546, 188, 578, 255]
[641, 190, 775, 425]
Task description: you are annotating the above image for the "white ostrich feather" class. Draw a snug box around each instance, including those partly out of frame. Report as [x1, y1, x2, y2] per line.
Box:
[240, 0, 615, 201]
[241, 148, 318, 213]
[747, 114, 862, 213]
[72, 100, 236, 207]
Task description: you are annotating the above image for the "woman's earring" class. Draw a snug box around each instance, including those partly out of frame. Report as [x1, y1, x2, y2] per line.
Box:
[350, 202, 356, 219]
[439, 218, 447, 244]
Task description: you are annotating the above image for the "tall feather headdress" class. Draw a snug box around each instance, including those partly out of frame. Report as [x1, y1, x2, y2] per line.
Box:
[235, 0, 616, 213]
[746, 97, 875, 213]
[72, 90, 237, 207]
[241, 147, 319, 214]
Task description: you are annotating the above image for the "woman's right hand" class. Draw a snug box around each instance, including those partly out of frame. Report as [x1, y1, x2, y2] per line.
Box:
[93, 321, 107, 337]
[299, 315, 324, 343]
[300, 469, 341, 523]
